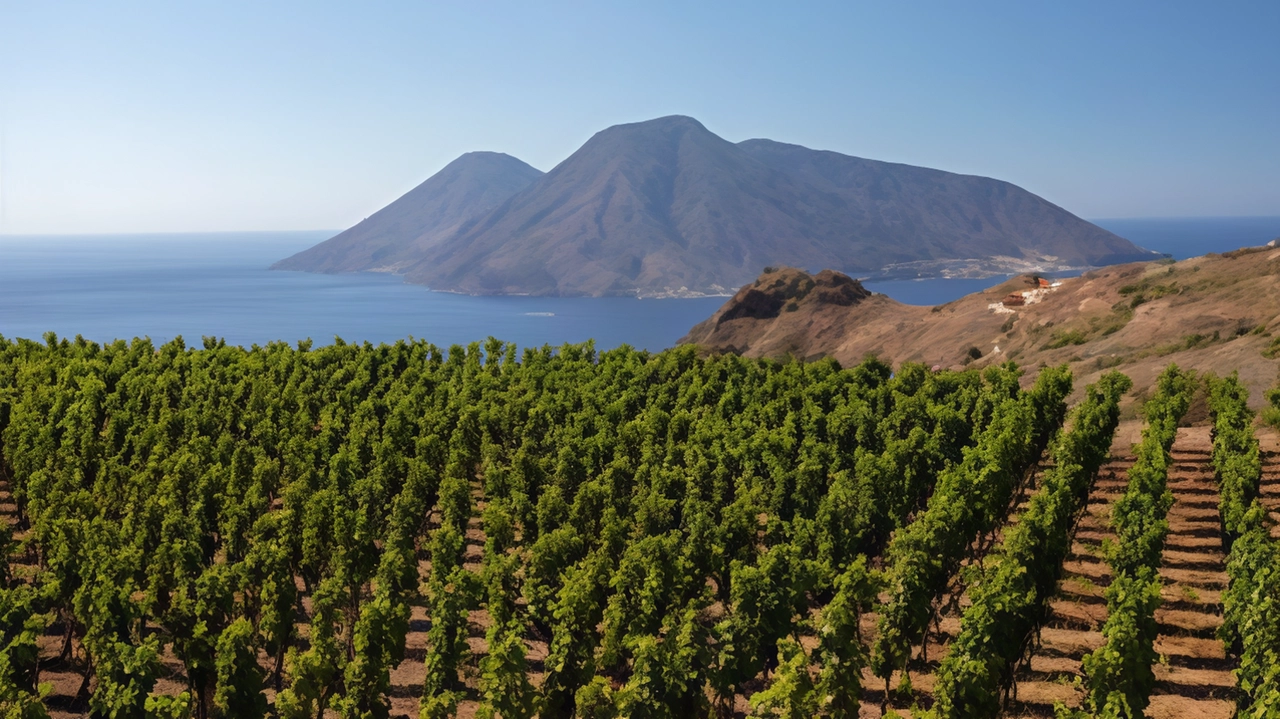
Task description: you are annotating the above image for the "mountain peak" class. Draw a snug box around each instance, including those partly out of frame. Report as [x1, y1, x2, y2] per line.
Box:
[607, 115, 708, 132]
[271, 151, 542, 273]
[583, 115, 718, 148]
[452, 150, 534, 165]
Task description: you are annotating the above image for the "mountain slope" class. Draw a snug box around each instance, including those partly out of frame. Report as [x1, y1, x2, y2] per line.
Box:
[271, 152, 543, 273]
[737, 138, 1147, 269]
[681, 245, 1280, 408]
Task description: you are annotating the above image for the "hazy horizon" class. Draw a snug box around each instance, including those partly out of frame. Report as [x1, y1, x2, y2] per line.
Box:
[4, 214, 1280, 240]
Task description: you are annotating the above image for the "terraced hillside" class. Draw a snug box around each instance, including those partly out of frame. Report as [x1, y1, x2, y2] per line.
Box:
[846, 425, 1280, 718]
[1008, 426, 1237, 719]
[4, 332, 1279, 719]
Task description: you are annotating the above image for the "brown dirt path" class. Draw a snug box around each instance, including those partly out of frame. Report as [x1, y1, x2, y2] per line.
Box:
[1258, 425, 1280, 540]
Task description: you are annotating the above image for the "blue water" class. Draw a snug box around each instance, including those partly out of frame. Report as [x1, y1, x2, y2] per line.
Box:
[863, 215, 1280, 306]
[0, 233, 725, 351]
[860, 277, 1018, 306]
[2, 217, 1276, 348]
[1093, 216, 1280, 260]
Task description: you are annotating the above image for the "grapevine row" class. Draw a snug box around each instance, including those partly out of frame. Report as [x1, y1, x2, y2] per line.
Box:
[927, 371, 1132, 718]
[0, 333, 1051, 718]
[870, 364, 1073, 685]
[1075, 365, 1194, 717]
[1206, 374, 1280, 715]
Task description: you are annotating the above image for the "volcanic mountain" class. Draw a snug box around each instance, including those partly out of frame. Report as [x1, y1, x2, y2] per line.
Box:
[276, 115, 1155, 296]
[272, 152, 544, 273]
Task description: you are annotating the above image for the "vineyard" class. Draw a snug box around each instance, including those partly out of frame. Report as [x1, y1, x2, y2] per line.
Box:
[1, 333, 1279, 718]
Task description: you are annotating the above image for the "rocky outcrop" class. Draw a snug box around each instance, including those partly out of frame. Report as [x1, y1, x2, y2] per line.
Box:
[715, 268, 871, 325]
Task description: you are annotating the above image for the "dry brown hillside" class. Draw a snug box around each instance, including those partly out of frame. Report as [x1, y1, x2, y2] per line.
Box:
[681, 245, 1280, 408]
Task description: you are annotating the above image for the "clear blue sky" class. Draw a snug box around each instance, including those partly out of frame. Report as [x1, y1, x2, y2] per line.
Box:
[1, 0, 1276, 234]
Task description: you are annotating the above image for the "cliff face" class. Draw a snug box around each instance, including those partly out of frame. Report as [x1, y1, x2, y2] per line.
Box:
[276, 115, 1154, 296]
[681, 247, 1280, 408]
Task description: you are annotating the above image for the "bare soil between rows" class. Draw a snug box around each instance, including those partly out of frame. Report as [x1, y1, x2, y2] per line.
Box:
[857, 424, 1280, 718]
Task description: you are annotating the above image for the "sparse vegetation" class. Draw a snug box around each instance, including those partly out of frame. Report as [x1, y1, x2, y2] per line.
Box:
[1263, 336, 1280, 359]
[1093, 355, 1128, 371]
[768, 272, 817, 302]
[1184, 331, 1218, 349]
[1222, 245, 1272, 259]
[1091, 306, 1134, 336]
[1118, 278, 1180, 309]
[1042, 329, 1089, 350]
[1151, 331, 1223, 357]
[1264, 375, 1280, 429]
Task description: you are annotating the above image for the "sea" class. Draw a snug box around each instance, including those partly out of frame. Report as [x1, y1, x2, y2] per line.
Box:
[1, 217, 1277, 352]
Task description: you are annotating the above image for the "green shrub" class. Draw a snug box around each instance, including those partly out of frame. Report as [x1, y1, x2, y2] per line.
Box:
[1264, 379, 1280, 429]
[1043, 329, 1089, 350]
[1263, 336, 1280, 359]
